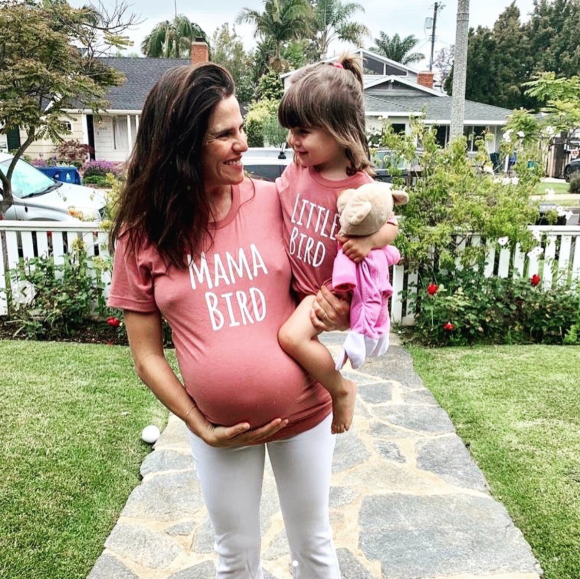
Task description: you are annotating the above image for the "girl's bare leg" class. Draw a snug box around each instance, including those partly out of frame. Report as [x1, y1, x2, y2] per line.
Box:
[279, 296, 356, 434]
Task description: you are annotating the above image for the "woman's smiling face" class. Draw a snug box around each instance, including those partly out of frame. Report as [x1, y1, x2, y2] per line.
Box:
[201, 95, 248, 193]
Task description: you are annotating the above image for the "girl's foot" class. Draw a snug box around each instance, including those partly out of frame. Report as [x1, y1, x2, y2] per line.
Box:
[331, 379, 357, 434]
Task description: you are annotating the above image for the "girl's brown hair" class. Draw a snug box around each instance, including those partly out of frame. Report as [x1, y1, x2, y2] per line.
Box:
[278, 53, 372, 177]
[110, 63, 235, 269]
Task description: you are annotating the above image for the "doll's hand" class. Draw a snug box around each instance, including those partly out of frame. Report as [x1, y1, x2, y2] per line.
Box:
[338, 234, 374, 263]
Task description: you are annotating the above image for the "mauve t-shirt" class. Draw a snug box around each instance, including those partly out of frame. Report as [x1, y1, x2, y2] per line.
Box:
[108, 178, 331, 441]
[276, 163, 374, 296]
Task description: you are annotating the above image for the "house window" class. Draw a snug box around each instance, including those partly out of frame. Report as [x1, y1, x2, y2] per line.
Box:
[363, 56, 385, 75]
[112, 116, 128, 151]
[63, 121, 72, 134]
[464, 125, 486, 152]
[391, 124, 406, 135]
[385, 64, 407, 76]
[435, 126, 448, 147]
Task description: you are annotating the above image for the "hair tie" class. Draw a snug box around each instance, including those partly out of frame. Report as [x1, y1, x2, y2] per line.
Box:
[333, 62, 344, 69]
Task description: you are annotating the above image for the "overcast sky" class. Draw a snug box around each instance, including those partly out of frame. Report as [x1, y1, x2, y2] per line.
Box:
[71, 0, 537, 70]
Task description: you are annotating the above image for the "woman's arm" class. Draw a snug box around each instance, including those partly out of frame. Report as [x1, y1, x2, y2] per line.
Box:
[124, 310, 288, 446]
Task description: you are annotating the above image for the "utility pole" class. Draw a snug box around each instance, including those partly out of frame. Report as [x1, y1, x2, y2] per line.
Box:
[429, 3, 442, 72]
[450, 0, 469, 139]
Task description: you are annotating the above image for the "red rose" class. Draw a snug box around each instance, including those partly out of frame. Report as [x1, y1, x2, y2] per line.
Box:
[443, 322, 454, 331]
[427, 283, 438, 295]
[530, 274, 541, 286]
[107, 317, 121, 327]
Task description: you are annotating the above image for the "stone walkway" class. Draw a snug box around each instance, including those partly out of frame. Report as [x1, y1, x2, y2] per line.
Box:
[88, 334, 543, 579]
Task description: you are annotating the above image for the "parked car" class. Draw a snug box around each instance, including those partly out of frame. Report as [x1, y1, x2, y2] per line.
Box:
[242, 147, 294, 182]
[0, 153, 106, 221]
[563, 158, 580, 182]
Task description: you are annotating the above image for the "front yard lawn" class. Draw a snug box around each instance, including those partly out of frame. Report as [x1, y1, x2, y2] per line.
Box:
[0, 341, 169, 579]
[409, 344, 580, 579]
[534, 181, 572, 195]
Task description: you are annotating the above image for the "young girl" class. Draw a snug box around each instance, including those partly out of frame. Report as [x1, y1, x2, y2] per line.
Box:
[276, 54, 399, 434]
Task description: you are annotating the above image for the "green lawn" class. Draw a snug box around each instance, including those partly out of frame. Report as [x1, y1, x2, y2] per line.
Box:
[534, 181, 572, 195]
[0, 341, 169, 579]
[409, 344, 580, 579]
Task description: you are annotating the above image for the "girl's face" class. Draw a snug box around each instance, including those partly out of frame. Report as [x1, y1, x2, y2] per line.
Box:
[287, 126, 347, 174]
[201, 95, 248, 194]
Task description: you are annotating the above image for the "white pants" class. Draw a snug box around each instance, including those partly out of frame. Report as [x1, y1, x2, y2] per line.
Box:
[187, 414, 341, 579]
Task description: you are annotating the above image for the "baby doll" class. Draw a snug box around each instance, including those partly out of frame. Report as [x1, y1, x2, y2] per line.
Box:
[333, 182, 409, 369]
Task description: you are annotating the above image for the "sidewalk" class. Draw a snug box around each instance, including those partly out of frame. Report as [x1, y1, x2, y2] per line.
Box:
[87, 334, 543, 579]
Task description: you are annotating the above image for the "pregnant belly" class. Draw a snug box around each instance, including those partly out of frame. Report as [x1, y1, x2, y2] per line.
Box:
[183, 349, 313, 428]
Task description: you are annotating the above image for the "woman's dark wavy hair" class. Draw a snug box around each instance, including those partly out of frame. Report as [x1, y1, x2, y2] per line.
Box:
[110, 63, 235, 269]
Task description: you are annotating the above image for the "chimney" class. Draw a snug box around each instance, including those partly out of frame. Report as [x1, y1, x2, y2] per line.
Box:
[191, 39, 208, 65]
[417, 71, 434, 90]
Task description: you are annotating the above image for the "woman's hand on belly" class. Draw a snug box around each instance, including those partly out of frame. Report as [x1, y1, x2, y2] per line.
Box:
[196, 417, 289, 448]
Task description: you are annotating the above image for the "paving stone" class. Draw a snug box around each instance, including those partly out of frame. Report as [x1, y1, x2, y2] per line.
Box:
[359, 494, 540, 579]
[417, 436, 488, 491]
[336, 548, 375, 579]
[167, 560, 215, 578]
[342, 369, 386, 386]
[156, 416, 190, 448]
[192, 517, 214, 554]
[333, 431, 371, 473]
[140, 449, 195, 476]
[166, 521, 195, 537]
[105, 524, 182, 569]
[320, 332, 350, 347]
[374, 440, 405, 463]
[363, 346, 424, 389]
[87, 553, 140, 579]
[330, 486, 359, 508]
[121, 471, 204, 522]
[264, 530, 289, 560]
[358, 382, 393, 404]
[372, 404, 455, 434]
[369, 421, 417, 439]
[403, 388, 438, 406]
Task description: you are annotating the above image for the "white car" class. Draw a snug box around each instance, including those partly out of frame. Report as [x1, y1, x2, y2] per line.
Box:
[0, 152, 106, 221]
[242, 147, 294, 182]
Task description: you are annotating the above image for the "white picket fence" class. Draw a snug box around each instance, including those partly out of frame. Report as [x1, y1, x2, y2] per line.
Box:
[1, 221, 580, 323]
[0, 221, 111, 316]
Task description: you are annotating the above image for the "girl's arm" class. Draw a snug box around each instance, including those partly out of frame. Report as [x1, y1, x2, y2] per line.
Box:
[339, 221, 399, 263]
[124, 310, 288, 447]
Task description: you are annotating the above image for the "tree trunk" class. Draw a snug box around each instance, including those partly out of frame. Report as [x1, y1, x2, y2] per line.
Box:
[0, 131, 36, 215]
[450, 0, 470, 140]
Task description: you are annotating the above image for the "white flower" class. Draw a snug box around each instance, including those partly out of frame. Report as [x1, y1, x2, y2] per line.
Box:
[511, 177, 519, 185]
[497, 236, 509, 246]
[545, 126, 555, 135]
[517, 130, 525, 138]
[503, 129, 513, 143]
[502, 177, 512, 185]
[532, 229, 542, 242]
[557, 206, 566, 216]
[483, 164, 494, 174]
[545, 188, 556, 196]
[493, 177, 502, 183]
[528, 246, 544, 258]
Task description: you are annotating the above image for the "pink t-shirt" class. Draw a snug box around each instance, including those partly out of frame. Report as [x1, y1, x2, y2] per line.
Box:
[277, 163, 374, 297]
[108, 177, 331, 441]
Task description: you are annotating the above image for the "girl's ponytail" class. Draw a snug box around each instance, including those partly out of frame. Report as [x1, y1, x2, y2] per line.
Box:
[335, 53, 364, 90]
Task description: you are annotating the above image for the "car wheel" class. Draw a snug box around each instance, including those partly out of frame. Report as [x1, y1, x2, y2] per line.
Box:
[564, 166, 571, 182]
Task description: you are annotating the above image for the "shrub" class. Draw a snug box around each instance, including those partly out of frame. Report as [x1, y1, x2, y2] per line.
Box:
[3, 239, 110, 340]
[30, 154, 58, 167]
[244, 99, 286, 147]
[569, 174, 580, 194]
[83, 175, 109, 187]
[82, 159, 122, 178]
[411, 271, 580, 346]
[55, 139, 93, 167]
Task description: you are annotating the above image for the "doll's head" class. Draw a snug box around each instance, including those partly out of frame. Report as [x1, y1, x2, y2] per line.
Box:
[337, 182, 408, 237]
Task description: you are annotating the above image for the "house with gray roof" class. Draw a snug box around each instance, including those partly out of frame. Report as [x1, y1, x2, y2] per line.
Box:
[283, 48, 513, 154]
[10, 54, 197, 162]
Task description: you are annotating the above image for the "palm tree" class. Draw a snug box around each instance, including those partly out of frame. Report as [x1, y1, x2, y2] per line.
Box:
[141, 15, 208, 58]
[311, 0, 370, 60]
[369, 32, 425, 65]
[237, 0, 313, 71]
